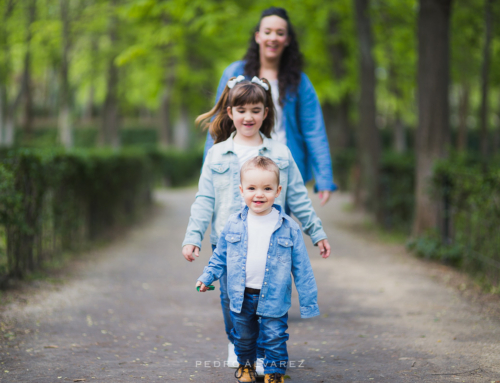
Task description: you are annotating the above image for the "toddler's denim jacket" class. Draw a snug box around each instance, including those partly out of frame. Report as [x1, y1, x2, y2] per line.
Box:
[197, 204, 320, 319]
[182, 132, 327, 249]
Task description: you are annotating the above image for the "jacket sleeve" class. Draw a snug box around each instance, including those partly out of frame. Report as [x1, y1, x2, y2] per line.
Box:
[290, 227, 320, 319]
[297, 73, 338, 192]
[197, 223, 229, 286]
[285, 148, 327, 245]
[182, 149, 216, 249]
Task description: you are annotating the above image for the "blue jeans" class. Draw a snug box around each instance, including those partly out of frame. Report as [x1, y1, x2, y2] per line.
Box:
[215, 245, 265, 358]
[230, 292, 289, 375]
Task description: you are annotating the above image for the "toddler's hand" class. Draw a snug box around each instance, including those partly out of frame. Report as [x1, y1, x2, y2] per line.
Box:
[317, 239, 331, 259]
[196, 281, 208, 292]
[183, 245, 200, 262]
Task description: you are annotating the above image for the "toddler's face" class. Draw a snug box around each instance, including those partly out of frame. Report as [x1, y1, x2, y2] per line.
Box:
[239, 167, 281, 216]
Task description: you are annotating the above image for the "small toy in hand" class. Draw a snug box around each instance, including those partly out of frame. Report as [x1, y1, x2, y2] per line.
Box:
[197, 285, 215, 292]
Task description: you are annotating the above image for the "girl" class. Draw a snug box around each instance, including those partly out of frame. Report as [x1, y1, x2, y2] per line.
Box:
[182, 76, 330, 378]
[204, 7, 338, 207]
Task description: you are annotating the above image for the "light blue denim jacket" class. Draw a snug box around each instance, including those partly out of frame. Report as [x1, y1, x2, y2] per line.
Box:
[198, 205, 320, 319]
[182, 132, 327, 249]
[204, 60, 338, 192]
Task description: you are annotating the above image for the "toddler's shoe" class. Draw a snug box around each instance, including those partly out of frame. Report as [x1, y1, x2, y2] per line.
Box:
[227, 342, 239, 368]
[235, 364, 256, 383]
[264, 372, 284, 383]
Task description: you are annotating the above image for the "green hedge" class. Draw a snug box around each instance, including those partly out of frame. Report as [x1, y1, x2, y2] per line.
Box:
[407, 155, 500, 289]
[0, 148, 155, 284]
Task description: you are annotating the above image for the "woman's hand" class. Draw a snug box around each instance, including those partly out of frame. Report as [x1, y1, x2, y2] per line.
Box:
[316, 239, 331, 259]
[196, 281, 208, 292]
[183, 245, 200, 262]
[318, 190, 331, 206]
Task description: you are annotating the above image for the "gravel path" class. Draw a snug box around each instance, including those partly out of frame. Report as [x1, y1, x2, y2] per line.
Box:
[0, 189, 499, 383]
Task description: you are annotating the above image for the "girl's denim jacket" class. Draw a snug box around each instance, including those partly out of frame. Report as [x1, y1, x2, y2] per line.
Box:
[198, 204, 320, 319]
[204, 60, 338, 192]
[182, 132, 327, 249]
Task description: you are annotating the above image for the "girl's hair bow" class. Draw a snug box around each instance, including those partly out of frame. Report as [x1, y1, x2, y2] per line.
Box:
[227, 75, 269, 91]
[227, 75, 245, 89]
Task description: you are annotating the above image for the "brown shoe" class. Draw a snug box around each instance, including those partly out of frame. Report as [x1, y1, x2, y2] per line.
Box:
[264, 372, 284, 383]
[235, 364, 256, 383]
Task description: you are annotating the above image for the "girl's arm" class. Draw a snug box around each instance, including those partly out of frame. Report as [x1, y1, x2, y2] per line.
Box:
[285, 148, 328, 246]
[297, 73, 338, 193]
[290, 226, 320, 319]
[182, 150, 216, 251]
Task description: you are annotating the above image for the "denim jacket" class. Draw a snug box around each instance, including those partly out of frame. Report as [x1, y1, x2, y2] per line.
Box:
[198, 205, 320, 319]
[204, 60, 338, 192]
[182, 132, 327, 249]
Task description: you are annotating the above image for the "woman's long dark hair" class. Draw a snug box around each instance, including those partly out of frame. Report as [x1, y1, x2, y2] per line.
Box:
[243, 7, 303, 105]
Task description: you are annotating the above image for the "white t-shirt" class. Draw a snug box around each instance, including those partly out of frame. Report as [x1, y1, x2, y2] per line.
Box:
[269, 79, 286, 145]
[233, 141, 263, 169]
[245, 207, 280, 289]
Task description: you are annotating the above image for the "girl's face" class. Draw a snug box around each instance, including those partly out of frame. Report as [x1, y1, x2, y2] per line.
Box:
[227, 102, 268, 140]
[255, 15, 290, 61]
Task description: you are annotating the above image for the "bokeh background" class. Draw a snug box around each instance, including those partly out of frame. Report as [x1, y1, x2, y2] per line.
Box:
[0, 0, 499, 291]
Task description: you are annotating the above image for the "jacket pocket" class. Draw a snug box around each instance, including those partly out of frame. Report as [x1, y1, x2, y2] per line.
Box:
[210, 163, 231, 188]
[225, 233, 242, 258]
[277, 237, 292, 264]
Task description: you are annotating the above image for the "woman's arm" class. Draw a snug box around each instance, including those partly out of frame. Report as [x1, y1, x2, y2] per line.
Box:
[297, 73, 338, 193]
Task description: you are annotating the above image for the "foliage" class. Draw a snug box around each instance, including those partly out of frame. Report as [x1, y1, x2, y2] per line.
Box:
[406, 154, 500, 287]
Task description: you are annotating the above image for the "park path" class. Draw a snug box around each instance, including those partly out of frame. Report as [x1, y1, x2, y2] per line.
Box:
[0, 188, 499, 383]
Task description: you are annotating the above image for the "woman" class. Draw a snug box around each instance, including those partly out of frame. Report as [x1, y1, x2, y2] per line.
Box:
[202, 7, 338, 377]
[204, 7, 338, 205]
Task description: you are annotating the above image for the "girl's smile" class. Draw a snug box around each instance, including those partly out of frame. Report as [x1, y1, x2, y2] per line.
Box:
[227, 102, 268, 145]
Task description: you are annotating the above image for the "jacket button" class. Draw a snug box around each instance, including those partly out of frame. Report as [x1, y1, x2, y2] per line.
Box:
[266, 269, 269, 271]
[261, 295, 264, 297]
[264, 282, 267, 285]
[268, 256, 270, 258]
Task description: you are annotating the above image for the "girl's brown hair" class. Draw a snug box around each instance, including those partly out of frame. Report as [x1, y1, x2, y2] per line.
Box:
[195, 77, 276, 144]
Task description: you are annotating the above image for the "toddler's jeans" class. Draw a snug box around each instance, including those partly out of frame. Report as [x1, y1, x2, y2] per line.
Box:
[230, 291, 289, 375]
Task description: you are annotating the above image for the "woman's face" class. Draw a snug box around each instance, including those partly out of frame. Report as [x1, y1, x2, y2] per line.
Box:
[255, 15, 290, 62]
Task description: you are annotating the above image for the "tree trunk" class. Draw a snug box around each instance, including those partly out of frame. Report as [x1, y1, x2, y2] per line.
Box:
[326, 13, 352, 152]
[479, 0, 493, 158]
[0, 1, 15, 145]
[21, 0, 37, 141]
[101, 0, 120, 148]
[456, 84, 469, 151]
[173, 104, 190, 150]
[83, 37, 98, 124]
[58, 0, 72, 148]
[393, 112, 406, 153]
[413, 0, 452, 236]
[159, 56, 176, 147]
[353, 0, 381, 215]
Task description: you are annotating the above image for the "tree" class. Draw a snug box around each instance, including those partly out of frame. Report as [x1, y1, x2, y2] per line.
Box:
[353, 0, 381, 215]
[101, 0, 120, 148]
[58, 0, 72, 148]
[413, 0, 453, 235]
[479, 0, 493, 158]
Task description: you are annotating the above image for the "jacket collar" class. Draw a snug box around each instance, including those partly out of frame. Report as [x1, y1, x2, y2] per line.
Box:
[240, 204, 283, 221]
[220, 131, 272, 155]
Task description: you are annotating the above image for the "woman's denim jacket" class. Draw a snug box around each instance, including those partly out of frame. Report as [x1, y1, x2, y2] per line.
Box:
[204, 60, 338, 192]
[182, 132, 327, 249]
[198, 205, 320, 319]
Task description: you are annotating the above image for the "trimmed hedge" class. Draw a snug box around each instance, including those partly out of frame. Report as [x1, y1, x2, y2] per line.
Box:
[0, 148, 154, 284]
[407, 155, 500, 288]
